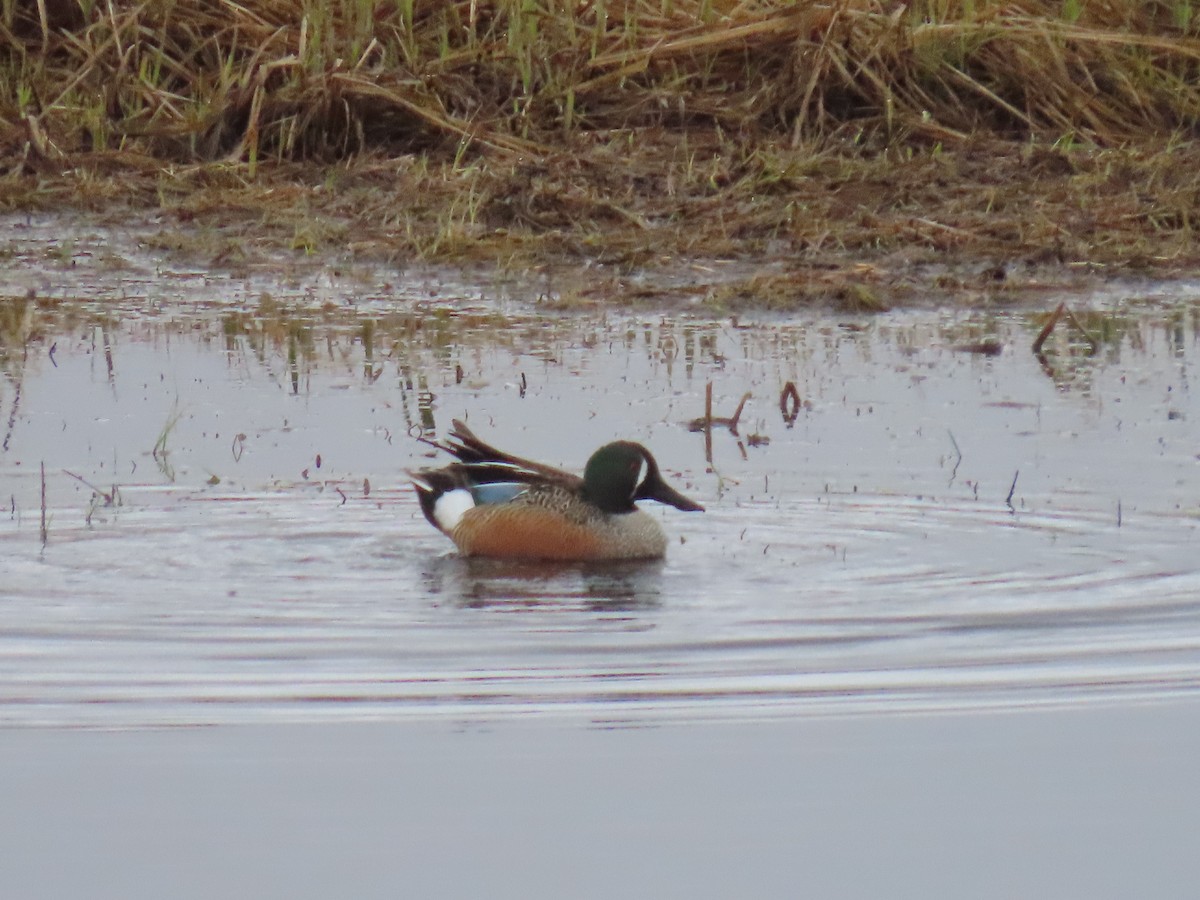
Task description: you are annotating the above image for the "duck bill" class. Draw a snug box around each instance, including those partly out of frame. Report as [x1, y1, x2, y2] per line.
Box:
[640, 476, 705, 512]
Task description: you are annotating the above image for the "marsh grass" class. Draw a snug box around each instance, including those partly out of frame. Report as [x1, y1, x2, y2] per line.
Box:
[152, 399, 184, 482]
[4, 1, 1200, 305]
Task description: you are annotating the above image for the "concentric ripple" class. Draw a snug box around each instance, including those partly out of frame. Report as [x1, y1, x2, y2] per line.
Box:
[4, 276, 1200, 726]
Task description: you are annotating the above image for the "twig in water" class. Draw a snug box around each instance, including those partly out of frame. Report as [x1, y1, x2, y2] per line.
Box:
[3, 378, 21, 452]
[947, 429, 962, 485]
[1005, 469, 1019, 512]
[780, 381, 802, 426]
[727, 393, 749, 432]
[686, 383, 753, 472]
[687, 387, 751, 435]
[1032, 303, 1100, 358]
[152, 400, 184, 482]
[62, 469, 115, 505]
[40, 461, 47, 547]
[1032, 303, 1065, 355]
[703, 382, 713, 464]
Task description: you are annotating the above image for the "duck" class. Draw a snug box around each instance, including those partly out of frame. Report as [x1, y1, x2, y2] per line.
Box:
[411, 419, 703, 560]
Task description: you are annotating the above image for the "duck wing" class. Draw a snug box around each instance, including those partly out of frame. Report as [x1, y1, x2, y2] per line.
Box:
[410, 421, 582, 533]
[435, 419, 584, 489]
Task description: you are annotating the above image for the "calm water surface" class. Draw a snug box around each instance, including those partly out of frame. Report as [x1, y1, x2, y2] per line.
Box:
[4, 227, 1200, 728]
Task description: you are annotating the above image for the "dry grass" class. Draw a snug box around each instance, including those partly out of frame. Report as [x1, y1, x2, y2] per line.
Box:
[6, 0, 1200, 156]
[3, 1, 1200, 307]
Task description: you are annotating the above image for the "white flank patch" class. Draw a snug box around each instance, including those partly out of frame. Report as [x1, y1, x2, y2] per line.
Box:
[433, 489, 476, 533]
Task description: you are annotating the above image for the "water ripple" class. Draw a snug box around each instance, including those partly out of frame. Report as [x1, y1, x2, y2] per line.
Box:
[5, 296, 1200, 726]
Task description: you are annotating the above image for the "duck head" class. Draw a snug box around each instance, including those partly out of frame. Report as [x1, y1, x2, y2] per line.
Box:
[583, 441, 705, 514]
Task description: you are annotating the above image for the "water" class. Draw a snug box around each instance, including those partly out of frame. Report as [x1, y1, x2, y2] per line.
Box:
[4, 225, 1200, 728]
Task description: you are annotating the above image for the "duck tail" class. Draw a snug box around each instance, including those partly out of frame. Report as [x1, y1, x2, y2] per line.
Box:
[408, 469, 460, 531]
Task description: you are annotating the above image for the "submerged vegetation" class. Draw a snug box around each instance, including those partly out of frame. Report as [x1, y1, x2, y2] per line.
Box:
[3, 1, 1200, 305]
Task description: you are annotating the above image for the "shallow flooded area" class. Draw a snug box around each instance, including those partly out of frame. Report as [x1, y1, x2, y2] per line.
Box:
[6, 219, 1200, 899]
[4, 219, 1200, 729]
[9, 0, 1200, 887]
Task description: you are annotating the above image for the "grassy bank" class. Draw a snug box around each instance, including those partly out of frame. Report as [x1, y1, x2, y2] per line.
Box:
[3, 1, 1200, 307]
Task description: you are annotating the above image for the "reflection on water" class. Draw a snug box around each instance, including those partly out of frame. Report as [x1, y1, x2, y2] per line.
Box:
[4, 239, 1200, 727]
[420, 557, 665, 613]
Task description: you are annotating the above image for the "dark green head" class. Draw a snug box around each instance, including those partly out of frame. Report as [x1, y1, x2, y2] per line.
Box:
[582, 441, 705, 515]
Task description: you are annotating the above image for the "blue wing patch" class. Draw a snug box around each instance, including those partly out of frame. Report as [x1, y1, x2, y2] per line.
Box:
[470, 482, 527, 506]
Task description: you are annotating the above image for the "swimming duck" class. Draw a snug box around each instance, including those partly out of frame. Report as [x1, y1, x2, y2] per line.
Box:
[411, 419, 703, 560]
